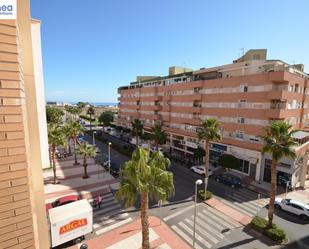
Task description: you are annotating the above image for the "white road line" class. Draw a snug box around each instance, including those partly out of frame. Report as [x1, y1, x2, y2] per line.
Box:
[179, 221, 212, 249]
[218, 198, 255, 217]
[227, 198, 258, 216]
[96, 217, 133, 235]
[203, 208, 240, 228]
[185, 218, 219, 244]
[197, 212, 225, 231]
[229, 194, 261, 211]
[172, 225, 201, 249]
[93, 213, 129, 229]
[201, 209, 235, 230]
[232, 193, 266, 208]
[163, 204, 199, 221]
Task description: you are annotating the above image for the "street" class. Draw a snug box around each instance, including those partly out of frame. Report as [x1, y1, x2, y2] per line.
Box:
[83, 133, 309, 249]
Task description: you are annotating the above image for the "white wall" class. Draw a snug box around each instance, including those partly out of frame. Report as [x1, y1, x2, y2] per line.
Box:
[31, 20, 50, 169]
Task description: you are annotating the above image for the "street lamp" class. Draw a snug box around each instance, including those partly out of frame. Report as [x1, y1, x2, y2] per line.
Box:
[92, 131, 96, 146]
[108, 142, 112, 174]
[193, 179, 203, 249]
[286, 181, 291, 198]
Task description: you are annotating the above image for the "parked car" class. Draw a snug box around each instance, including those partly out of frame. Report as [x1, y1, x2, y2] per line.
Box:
[214, 173, 242, 188]
[275, 198, 309, 220]
[190, 165, 213, 176]
[46, 194, 79, 212]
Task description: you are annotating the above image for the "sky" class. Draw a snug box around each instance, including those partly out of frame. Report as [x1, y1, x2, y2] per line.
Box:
[30, 0, 309, 103]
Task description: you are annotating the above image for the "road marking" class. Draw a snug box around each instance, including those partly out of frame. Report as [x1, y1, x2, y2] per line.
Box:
[172, 225, 200, 249]
[93, 213, 129, 229]
[178, 221, 212, 249]
[218, 198, 255, 217]
[185, 218, 219, 244]
[163, 204, 199, 221]
[197, 212, 225, 233]
[228, 195, 261, 213]
[203, 208, 240, 228]
[96, 217, 133, 235]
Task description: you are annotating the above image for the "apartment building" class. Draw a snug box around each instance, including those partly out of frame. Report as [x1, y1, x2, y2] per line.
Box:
[0, 0, 49, 248]
[117, 49, 309, 188]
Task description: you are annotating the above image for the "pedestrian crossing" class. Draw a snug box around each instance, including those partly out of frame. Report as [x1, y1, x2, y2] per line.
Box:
[169, 205, 240, 249]
[216, 188, 269, 218]
[90, 192, 132, 236]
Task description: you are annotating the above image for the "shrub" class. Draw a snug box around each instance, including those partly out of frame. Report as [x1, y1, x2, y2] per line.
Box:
[250, 216, 287, 243]
[198, 190, 213, 200]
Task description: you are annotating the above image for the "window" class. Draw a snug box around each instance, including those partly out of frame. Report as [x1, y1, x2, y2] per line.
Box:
[291, 204, 303, 210]
[238, 117, 245, 124]
[239, 160, 249, 174]
[238, 99, 246, 108]
[240, 85, 248, 92]
[235, 130, 244, 139]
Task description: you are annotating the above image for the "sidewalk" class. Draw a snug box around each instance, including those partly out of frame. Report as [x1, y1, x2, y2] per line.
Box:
[206, 197, 252, 226]
[70, 216, 191, 249]
[44, 155, 119, 203]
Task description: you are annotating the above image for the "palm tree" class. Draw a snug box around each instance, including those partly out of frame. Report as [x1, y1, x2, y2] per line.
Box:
[197, 118, 222, 199]
[116, 147, 174, 249]
[48, 124, 67, 184]
[150, 123, 166, 151]
[77, 142, 96, 178]
[87, 105, 95, 131]
[65, 120, 84, 165]
[261, 121, 297, 228]
[131, 119, 143, 146]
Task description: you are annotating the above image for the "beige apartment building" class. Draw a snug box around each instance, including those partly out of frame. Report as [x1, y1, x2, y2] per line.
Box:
[0, 0, 50, 248]
[117, 49, 309, 188]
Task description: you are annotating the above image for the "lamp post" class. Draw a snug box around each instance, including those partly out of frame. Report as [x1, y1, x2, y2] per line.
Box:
[92, 131, 96, 146]
[193, 179, 203, 249]
[108, 142, 112, 174]
[286, 181, 291, 198]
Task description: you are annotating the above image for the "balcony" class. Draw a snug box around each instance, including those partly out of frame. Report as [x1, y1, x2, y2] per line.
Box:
[267, 90, 300, 100]
[269, 71, 290, 83]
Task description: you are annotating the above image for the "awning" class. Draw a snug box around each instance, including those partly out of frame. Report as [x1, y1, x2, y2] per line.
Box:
[292, 131, 309, 140]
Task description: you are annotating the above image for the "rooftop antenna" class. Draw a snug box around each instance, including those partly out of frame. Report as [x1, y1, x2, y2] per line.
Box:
[241, 48, 245, 56]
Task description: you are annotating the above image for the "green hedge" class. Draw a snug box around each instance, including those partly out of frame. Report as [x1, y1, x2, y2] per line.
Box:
[198, 190, 213, 200]
[250, 216, 287, 243]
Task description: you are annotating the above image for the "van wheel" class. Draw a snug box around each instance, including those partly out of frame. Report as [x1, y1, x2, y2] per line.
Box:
[275, 204, 281, 210]
[231, 184, 235, 188]
[300, 214, 309, 221]
[216, 178, 220, 182]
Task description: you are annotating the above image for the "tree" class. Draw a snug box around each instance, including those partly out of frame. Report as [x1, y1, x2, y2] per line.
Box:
[87, 105, 96, 131]
[48, 124, 67, 184]
[131, 119, 143, 146]
[116, 147, 174, 249]
[77, 101, 87, 112]
[193, 146, 205, 165]
[261, 121, 297, 228]
[64, 120, 84, 164]
[218, 154, 240, 170]
[46, 106, 64, 125]
[150, 123, 166, 150]
[77, 142, 96, 178]
[197, 118, 222, 199]
[98, 111, 114, 127]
